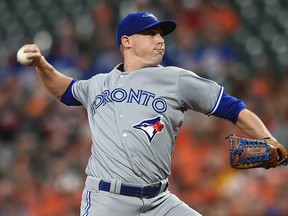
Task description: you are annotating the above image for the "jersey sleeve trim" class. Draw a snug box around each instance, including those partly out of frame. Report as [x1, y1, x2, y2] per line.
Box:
[212, 91, 247, 124]
[206, 86, 224, 116]
[60, 79, 82, 106]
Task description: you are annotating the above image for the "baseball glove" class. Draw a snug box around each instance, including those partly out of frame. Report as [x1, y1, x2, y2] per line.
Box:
[226, 134, 288, 169]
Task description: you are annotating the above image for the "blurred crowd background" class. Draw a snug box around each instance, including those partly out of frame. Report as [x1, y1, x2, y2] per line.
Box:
[1, 0, 288, 215]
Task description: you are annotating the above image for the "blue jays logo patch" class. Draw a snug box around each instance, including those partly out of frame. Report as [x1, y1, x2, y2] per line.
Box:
[132, 115, 164, 143]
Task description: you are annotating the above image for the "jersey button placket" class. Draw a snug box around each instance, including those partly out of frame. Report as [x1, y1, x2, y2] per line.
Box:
[119, 74, 124, 87]
[117, 73, 127, 140]
[118, 74, 124, 119]
[122, 133, 128, 138]
[117, 73, 125, 120]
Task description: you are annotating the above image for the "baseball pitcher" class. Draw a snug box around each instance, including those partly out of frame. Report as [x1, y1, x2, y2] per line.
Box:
[17, 11, 288, 216]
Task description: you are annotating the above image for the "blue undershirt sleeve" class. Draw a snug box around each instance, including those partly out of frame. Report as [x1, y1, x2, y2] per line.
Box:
[60, 79, 82, 106]
[212, 92, 246, 124]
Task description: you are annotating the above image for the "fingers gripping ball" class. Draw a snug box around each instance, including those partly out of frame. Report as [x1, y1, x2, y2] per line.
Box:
[226, 134, 288, 169]
[17, 46, 33, 65]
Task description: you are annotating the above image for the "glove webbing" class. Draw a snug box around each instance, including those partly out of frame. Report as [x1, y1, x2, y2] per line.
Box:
[230, 138, 271, 166]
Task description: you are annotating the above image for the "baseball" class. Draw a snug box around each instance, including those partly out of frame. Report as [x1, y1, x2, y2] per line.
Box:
[17, 46, 33, 65]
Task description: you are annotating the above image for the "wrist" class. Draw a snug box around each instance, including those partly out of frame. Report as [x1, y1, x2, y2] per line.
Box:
[35, 56, 53, 70]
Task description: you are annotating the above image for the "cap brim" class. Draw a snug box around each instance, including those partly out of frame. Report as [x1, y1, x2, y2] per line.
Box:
[136, 20, 176, 36]
[157, 20, 177, 36]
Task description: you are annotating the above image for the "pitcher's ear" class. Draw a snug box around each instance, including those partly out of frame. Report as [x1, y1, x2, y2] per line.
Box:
[121, 35, 132, 48]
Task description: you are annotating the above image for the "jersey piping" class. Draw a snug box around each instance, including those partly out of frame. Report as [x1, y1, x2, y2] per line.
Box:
[206, 86, 224, 116]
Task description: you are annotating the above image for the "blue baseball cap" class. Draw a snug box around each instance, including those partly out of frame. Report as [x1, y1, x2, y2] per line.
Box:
[116, 11, 176, 46]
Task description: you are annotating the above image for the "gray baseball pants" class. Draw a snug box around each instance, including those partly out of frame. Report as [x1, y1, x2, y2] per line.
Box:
[80, 176, 202, 216]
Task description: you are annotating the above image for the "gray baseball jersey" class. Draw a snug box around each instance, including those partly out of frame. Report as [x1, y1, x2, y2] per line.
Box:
[71, 64, 223, 185]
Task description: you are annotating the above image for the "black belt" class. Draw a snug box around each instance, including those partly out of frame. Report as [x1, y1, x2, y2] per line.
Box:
[98, 180, 168, 199]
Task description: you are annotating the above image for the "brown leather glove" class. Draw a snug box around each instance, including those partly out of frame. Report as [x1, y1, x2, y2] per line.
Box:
[226, 134, 288, 169]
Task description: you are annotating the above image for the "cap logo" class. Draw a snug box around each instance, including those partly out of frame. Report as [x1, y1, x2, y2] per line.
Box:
[142, 12, 158, 21]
